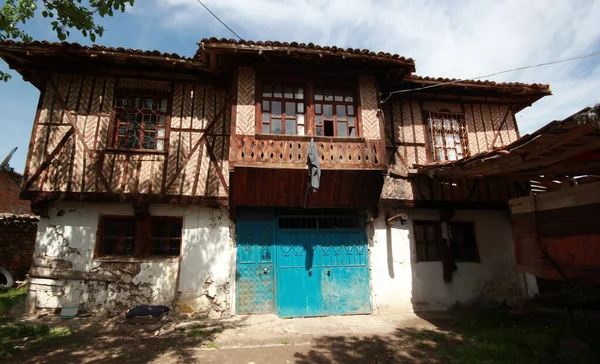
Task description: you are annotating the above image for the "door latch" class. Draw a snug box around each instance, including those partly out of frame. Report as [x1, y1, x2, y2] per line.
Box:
[264, 267, 268, 274]
[327, 269, 331, 275]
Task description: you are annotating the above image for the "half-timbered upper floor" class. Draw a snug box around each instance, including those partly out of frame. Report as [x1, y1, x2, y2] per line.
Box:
[0, 38, 551, 211]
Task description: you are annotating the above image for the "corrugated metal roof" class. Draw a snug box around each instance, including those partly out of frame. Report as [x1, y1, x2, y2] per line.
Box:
[198, 37, 415, 65]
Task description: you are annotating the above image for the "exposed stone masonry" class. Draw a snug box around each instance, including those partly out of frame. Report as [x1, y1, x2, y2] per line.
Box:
[0, 214, 38, 280]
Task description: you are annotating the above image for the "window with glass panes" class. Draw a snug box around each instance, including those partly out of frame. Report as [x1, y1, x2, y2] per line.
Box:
[413, 221, 441, 262]
[97, 217, 136, 257]
[426, 111, 470, 161]
[261, 84, 305, 135]
[149, 218, 183, 257]
[112, 89, 169, 150]
[314, 88, 357, 137]
[96, 216, 182, 258]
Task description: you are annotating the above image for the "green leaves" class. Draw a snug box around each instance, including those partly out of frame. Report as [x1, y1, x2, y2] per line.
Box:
[1, 1, 135, 80]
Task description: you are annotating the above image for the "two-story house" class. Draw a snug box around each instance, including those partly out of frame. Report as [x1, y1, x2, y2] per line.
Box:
[0, 38, 550, 316]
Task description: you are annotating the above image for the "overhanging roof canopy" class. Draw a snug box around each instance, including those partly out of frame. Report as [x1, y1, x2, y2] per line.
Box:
[0, 40, 207, 88]
[417, 104, 600, 179]
[196, 37, 416, 76]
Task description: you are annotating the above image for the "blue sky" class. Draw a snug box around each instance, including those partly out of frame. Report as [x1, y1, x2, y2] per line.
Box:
[2, 0, 600, 173]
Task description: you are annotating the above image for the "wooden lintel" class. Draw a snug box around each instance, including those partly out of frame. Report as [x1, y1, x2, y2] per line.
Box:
[20, 190, 228, 206]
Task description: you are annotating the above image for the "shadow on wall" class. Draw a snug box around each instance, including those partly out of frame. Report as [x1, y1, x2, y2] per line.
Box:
[375, 208, 523, 313]
[174, 205, 235, 317]
[30, 203, 235, 317]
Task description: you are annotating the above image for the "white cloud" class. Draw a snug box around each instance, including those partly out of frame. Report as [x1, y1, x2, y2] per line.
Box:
[145, 0, 600, 133]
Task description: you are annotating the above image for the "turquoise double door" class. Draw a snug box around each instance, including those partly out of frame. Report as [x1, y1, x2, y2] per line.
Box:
[236, 214, 371, 317]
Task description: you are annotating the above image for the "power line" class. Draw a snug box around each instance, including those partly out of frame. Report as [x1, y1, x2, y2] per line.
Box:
[195, 0, 243, 41]
[381, 50, 600, 104]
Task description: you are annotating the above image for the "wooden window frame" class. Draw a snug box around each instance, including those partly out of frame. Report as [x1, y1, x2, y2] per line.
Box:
[95, 215, 183, 259]
[111, 88, 172, 151]
[447, 221, 480, 262]
[96, 216, 137, 257]
[256, 78, 360, 138]
[313, 86, 358, 137]
[424, 110, 470, 162]
[259, 83, 306, 135]
[413, 220, 442, 262]
[149, 217, 184, 257]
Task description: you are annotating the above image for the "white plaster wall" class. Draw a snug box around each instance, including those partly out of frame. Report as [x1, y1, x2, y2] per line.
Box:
[31, 202, 234, 315]
[370, 209, 529, 312]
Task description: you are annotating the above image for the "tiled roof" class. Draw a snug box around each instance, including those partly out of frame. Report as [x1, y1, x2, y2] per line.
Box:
[406, 74, 551, 91]
[0, 40, 192, 60]
[198, 37, 415, 65]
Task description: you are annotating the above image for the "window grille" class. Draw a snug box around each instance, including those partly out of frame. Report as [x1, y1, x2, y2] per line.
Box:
[426, 111, 469, 161]
[112, 89, 169, 150]
[278, 216, 363, 229]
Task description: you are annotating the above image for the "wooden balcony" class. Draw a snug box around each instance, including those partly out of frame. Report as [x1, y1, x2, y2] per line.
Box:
[229, 134, 386, 208]
[230, 134, 386, 170]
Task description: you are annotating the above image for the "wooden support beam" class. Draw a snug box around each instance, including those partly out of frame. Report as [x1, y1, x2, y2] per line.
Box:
[205, 137, 230, 194]
[490, 107, 511, 148]
[25, 128, 74, 190]
[46, 77, 113, 193]
[163, 94, 233, 192]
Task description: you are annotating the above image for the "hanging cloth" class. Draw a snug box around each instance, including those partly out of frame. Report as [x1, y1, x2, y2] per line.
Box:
[306, 138, 321, 192]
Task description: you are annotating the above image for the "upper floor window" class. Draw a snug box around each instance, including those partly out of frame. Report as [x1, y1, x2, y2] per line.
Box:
[314, 88, 356, 137]
[112, 89, 169, 151]
[261, 84, 305, 135]
[258, 82, 358, 138]
[426, 111, 469, 161]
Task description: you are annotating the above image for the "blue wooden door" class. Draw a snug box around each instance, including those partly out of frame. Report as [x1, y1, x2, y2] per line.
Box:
[319, 230, 371, 315]
[276, 231, 321, 317]
[275, 216, 371, 317]
[236, 222, 275, 314]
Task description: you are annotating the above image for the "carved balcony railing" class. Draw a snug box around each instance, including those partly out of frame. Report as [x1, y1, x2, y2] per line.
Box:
[230, 135, 386, 170]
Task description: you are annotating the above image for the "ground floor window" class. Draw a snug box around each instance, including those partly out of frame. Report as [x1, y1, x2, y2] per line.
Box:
[413, 221, 479, 262]
[414, 221, 441, 261]
[448, 222, 479, 262]
[97, 216, 182, 258]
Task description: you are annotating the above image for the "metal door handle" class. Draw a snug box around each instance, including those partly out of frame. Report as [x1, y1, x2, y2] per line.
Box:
[264, 268, 268, 274]
[327, 269, 331, 275]
[308, 269, 312, 275]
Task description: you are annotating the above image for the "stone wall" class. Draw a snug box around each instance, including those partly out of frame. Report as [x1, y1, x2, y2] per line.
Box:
[0, 214, 39, 280]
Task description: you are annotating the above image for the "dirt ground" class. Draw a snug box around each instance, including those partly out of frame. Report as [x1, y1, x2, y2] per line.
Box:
[1, 308, 598, 363]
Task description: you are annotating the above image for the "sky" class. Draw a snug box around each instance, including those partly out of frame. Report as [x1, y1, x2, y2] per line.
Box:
[1, 0, 599, 173]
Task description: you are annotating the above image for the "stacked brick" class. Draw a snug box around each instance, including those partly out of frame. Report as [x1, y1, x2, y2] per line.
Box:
[0, 171, 31, 214]
[0, 214, 38, 280]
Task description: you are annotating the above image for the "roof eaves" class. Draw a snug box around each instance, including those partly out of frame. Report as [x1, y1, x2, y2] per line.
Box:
[406, 74, 552, 93]
[197, 37, 416, 69]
